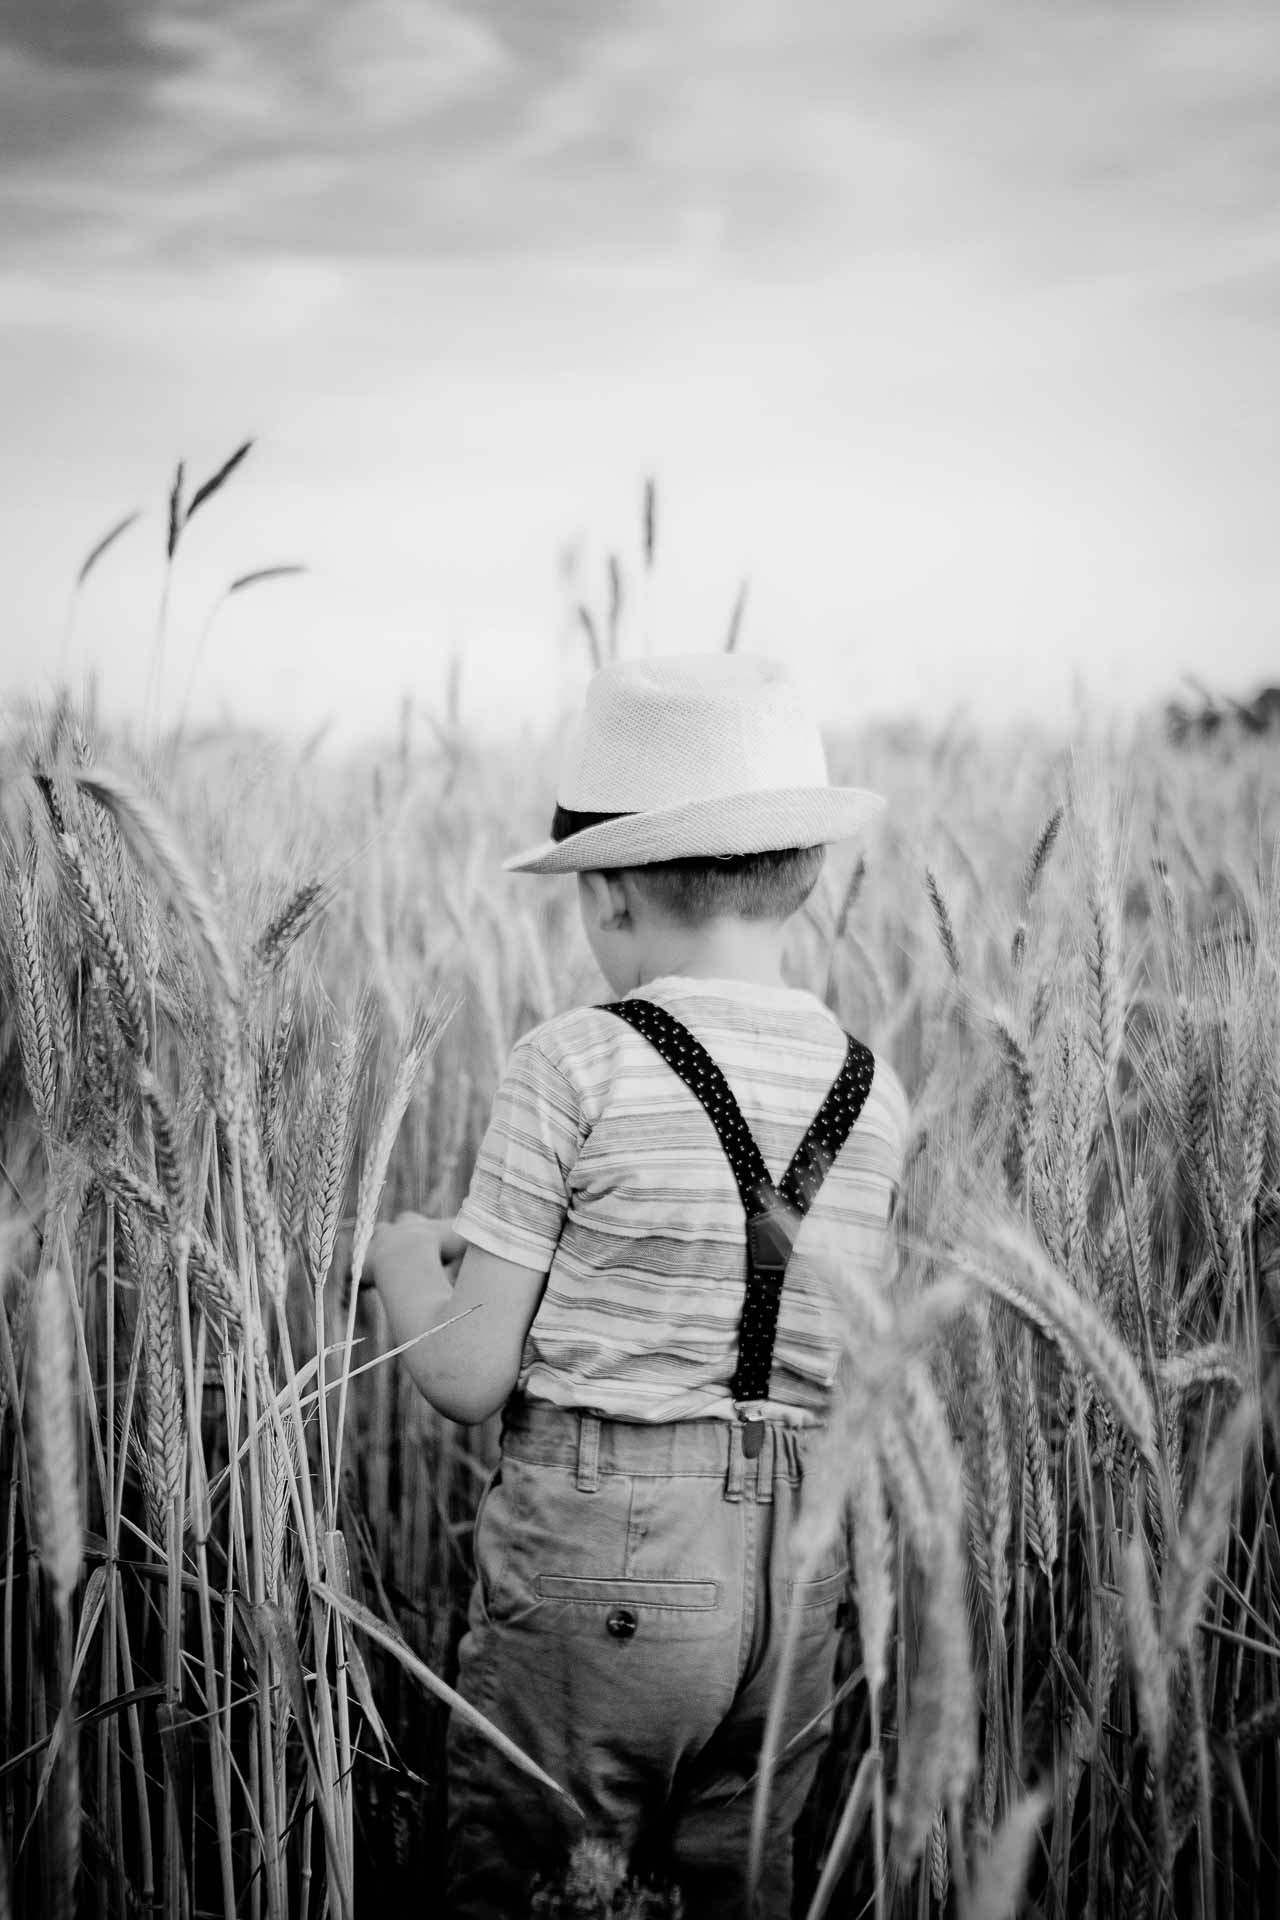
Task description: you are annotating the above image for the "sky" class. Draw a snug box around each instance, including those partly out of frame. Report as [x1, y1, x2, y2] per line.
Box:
[2, 0, 1279, 744]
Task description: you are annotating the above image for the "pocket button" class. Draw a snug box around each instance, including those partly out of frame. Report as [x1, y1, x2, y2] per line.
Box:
[606, 1607, 638, 1640]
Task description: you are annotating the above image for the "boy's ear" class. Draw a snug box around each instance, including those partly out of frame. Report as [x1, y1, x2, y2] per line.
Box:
[578, 869, 631, 931]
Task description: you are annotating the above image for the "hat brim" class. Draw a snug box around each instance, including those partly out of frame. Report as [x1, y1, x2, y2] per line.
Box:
[502, 786, 886, 875]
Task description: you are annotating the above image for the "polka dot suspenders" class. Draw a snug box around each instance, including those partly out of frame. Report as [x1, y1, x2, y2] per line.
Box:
[600, 999, 876, 1447]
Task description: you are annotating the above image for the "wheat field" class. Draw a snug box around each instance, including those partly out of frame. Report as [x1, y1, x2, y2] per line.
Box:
[0, 671, 1277, 1918]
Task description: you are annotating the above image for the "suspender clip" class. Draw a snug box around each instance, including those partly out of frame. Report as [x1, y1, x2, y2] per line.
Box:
[735, 1405, 766, 1458]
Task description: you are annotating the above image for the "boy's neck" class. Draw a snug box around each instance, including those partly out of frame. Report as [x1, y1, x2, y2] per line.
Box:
[636, 918, 790, 990]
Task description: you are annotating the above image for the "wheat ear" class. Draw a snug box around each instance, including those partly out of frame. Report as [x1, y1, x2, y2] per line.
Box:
[306, 1015, 364, 1289]
[60, 829, 148, 1059]
[351, 1001, 449, 1285]
[257, 1005, 294, 1166]
[1158, 1344, 1249, 1398]
[1024, 805, 1065, 900]
[238, 1102, 287, 1309]
[971, 1302, 1012, 1626]
[925, 868, 963, 978]
[140, 1256, 184, 1541]
[849, 1436, 895, 1709]
[889, 1364, 976, 1866]
[11, 839, 59, 1134]
[1162, 1392, 1257, 1653]
[255, 879, 330, 975]
[960, 1220, 1157, 1463]
[72, 764, 242, 1007]
[964, 1790, 1050, 1920]
[27, 1246, 82, 1611]
[1023, 1388, 1058, 1579]
[1084, 811, 1126, 1088]
[1121, 1531, 1169, 1768]
[137, 1066, 186, 1223]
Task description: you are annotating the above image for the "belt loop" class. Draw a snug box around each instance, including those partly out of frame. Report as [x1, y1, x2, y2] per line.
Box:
[576, 1413, 602, 1493]
[724, 1425, 746, 1503]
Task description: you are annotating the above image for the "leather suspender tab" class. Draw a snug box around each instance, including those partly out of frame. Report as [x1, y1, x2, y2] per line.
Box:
[745, 1198, 801, 1277]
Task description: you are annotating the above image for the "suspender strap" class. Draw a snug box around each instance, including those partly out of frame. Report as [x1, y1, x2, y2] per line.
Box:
[600, 999, 876, 1402]
[777, 1041, 878, 1215]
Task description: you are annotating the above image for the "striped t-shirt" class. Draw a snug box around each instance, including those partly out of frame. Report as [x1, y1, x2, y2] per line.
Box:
[454, 974, 909, 1424]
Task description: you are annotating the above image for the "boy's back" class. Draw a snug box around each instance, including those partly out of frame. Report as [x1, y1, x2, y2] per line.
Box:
[458, 973, 907, 1424]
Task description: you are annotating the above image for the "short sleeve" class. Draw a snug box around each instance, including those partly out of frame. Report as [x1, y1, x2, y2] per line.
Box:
[454, 1032, 587, 1272]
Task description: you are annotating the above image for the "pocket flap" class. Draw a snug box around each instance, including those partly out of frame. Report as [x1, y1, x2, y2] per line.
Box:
[536, 1574, 719, 1610]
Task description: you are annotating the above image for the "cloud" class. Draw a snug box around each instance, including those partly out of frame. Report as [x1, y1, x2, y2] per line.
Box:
[144, 2, 506, 137]
[0, 0, 514, 268]
[4, 0, 1280, 297]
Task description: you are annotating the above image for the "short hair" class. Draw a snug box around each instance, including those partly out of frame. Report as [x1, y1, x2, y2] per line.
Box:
[628, 846, 825, 925]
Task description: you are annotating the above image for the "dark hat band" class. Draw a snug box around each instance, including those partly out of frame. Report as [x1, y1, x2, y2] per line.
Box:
[550, 804, 635, 844]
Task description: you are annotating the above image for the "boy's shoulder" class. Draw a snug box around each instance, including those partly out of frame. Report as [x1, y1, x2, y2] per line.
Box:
[506, 1001, 631, 1082]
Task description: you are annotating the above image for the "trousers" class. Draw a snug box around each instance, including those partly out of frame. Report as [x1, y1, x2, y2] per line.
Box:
[445, 1398, 847, 1918]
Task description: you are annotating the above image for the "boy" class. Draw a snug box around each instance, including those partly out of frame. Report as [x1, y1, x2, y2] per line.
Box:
[366, 654, 907, 1918]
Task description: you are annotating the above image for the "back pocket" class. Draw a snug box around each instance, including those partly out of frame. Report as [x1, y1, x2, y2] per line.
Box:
[787, 1564, 850, 1614]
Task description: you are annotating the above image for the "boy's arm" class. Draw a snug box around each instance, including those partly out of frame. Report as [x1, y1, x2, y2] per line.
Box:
[371, 1025, 584, 1420]
[369, 1213, 546, 1424]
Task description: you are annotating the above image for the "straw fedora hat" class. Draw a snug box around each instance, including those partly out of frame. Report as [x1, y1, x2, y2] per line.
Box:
[504, 654, 884, 875]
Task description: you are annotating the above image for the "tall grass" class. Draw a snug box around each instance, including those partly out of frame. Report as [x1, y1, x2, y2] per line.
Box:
[0, 694, 1276, 1918]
